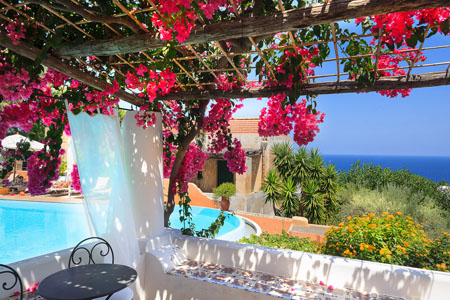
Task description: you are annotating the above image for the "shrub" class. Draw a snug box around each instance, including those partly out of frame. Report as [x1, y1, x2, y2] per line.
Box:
[324, 212, 450, 271]
[333, 183, 449, 237]
[59, 159, 67, 176]
[339, 161, 450, 212]
[213, 182, 236, 199]
[239, 231, 321, 253]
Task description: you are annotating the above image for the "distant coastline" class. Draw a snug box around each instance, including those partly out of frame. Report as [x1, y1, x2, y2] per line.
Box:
[322, 154, 450, 183]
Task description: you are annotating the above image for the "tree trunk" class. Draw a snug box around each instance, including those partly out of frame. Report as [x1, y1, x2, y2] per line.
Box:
[164, 101, 209, 226]
[272, 200, 280, 216]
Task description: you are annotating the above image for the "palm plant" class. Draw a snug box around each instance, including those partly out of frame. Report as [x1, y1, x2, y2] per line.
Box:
[301, 179, 326, 224]
[291, 147, 310, 184]
[271, 142, 294, 180]
[280, 177, 300, 218]
[322, 164, 339, 217]
[262, 169, 282, 216]
[308, 148, 325, 180]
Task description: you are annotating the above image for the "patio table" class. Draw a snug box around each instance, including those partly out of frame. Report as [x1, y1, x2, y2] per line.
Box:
[37, 264, 137, 300]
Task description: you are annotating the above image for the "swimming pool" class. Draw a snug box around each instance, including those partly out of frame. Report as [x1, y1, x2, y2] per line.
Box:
[0, 200, 91, 264]
[0, 201, 249, 264]
[169, 206, 247, 240]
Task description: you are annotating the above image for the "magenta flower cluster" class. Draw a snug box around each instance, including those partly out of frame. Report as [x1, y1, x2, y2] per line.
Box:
[71, 164, 82, 193]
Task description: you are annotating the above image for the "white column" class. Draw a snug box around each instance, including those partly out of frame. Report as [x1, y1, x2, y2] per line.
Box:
[122, 111, 164, 237]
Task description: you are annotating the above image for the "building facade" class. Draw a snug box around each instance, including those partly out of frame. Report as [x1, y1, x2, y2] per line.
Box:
[191, 118, 291, 196]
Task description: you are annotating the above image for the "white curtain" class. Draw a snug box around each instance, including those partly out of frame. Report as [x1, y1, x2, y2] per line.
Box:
[67, 111, 139, 266]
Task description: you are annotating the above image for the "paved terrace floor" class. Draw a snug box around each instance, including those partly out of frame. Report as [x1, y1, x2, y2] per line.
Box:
[0, 193, 82, 204]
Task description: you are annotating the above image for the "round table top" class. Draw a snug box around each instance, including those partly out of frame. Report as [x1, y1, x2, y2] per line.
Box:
[37, 264, 137, 300]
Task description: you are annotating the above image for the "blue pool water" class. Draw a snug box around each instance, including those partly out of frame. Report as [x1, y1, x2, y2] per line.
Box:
[0, 200, 91, 264]
[169, 206, 241, 237]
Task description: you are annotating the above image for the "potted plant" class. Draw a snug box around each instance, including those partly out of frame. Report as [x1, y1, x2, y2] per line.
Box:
[213, 182, 236, 211]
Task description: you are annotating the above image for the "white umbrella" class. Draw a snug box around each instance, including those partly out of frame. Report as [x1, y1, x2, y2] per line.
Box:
[1, 133, 30, 150]
[1, 133, 44, 184]
[1, 133, 44, 151]
[30, 140, 44, 151]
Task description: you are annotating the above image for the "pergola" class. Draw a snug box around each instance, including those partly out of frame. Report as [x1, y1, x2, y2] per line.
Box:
[1, 0, 449, 108]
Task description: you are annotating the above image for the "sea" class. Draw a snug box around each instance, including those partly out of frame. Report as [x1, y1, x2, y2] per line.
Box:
[322, 154, 450, 184]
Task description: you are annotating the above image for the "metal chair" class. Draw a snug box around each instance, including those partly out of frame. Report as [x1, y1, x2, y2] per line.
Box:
[69, 237, 133, 300]
[69, 237, 115, 267]
[0, 264, 23, 300]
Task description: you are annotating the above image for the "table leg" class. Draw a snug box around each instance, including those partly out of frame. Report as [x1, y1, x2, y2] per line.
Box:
[105, 294, 113, 300]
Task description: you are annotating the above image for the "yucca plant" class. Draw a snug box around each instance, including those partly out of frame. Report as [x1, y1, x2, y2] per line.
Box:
[308, 148, 325, 180]
[301, 179, 326, 224]
[262, 169, 282, 216]
[280, 177, 300, 218]
[271, 142, 294, 180]
[321, 164, 339, 217]
[291, 147, 310, 184]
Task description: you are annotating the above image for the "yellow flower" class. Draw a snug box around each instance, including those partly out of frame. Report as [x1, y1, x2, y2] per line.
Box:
[339, 222, 345, 227]
[403, 241, 409, 247]
[368, 224, 377, 229]
[380, 248, 392, 256]
[347, 216, 352, 220]
[368, 213, 375, 218]
[396, 212, 403, 216]
[386, 254, 391, 259]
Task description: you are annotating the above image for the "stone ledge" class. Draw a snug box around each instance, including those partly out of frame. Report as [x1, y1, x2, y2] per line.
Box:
[166, 259, 406, 300]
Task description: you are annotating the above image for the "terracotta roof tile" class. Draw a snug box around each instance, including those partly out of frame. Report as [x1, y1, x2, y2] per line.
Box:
[229, 118, 259, 134]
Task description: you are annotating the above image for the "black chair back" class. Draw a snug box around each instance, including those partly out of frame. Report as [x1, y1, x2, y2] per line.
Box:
[69, 237, 114, 268]
[0, 264, 23, 300]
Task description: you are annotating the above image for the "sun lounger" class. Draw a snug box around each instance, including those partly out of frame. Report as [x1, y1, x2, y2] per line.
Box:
[8, 185, 27, 193]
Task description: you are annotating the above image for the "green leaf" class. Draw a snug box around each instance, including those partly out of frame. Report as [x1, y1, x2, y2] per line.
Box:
[415, 26, 426, 43]
[386, 42, 395, 52]
[406, 35, 418, 48]
[313, 25, 322, 37]
[440, 19, 450, 36]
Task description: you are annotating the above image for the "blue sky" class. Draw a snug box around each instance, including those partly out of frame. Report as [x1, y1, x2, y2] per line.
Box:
[234, 86, 450, 156]
[234, 31, 450, 157]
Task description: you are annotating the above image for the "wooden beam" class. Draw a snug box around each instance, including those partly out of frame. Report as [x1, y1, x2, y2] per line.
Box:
[0, 37, 145, 106]
[159, 71, 450, 100]
[56, 0, 448, 57]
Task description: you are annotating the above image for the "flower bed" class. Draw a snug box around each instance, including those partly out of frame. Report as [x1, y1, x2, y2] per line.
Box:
[240, 213, 450, 272]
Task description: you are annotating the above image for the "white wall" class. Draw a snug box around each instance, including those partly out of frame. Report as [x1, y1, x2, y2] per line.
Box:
[142, 229, 450, 300]
[0, 248, 72, 298]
